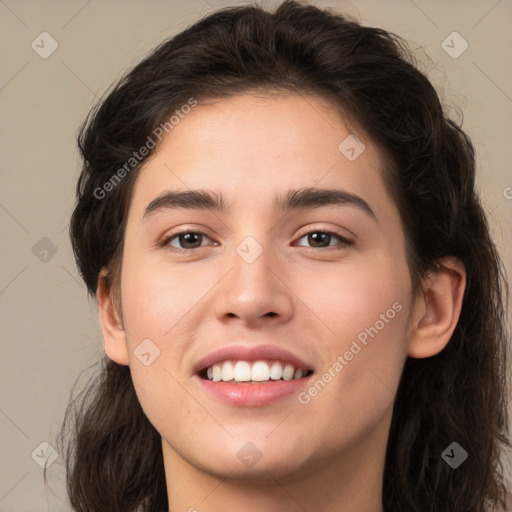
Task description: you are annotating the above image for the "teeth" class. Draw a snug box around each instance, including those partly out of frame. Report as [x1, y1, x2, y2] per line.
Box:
[251, 361, 270, 381]
[282, 364, 295, 381]
[293, 368, 304, 379]
[269, 361, 283, 380]
[212, 364, 222, 382]
[221, 361, 234, 381]
[233, 361, 251, 381]
[204, 360, 310, 382]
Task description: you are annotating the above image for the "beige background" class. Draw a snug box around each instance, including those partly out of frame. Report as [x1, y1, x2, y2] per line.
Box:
[0, 0, 511, 510]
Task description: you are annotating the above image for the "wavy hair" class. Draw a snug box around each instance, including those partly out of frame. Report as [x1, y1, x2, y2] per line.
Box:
[49, 1, 511, 511]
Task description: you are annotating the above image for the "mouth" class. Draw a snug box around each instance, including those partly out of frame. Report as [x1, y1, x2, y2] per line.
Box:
[193, 344, 315, 406]
[198, 359, 315, 383]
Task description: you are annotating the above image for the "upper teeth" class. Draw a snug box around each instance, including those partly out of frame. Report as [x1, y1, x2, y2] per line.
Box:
[205, 360, 307, 382]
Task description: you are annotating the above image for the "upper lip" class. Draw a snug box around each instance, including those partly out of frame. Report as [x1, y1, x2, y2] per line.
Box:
[193, 344, 315, 374]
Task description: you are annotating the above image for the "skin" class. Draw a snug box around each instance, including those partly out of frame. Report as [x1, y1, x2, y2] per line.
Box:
[97, 93, 466, 512]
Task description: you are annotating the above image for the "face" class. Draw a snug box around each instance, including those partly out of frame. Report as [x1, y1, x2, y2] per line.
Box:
[111, 93, 415, 481]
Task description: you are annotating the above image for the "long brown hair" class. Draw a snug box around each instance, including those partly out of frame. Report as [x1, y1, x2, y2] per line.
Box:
[49, 1, 511, 510]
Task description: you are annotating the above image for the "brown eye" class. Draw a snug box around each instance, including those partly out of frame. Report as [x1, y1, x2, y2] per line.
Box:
[296, 230, 352, 249]
[162, 231, 212, 251]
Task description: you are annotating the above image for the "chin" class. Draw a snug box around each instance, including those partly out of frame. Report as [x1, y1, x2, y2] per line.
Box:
[188, 436, 311, 480]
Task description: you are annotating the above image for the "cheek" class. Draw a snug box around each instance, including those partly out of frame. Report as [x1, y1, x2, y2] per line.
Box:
[298, 250, 410, 407]
[344, 261, 409, 373]
[129, 362, 198, 445]
[120, 252, 207, 341]
[296, 248, 409, 345]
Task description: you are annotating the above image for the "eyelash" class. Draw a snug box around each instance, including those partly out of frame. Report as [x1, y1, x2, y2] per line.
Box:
[159, 228, 353, 253]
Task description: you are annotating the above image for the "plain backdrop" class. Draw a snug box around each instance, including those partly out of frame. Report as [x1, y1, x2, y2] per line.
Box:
[1, 0, 511, 510]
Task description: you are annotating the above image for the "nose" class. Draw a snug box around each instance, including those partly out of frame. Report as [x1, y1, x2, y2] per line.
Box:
[214, 238, 294, 327]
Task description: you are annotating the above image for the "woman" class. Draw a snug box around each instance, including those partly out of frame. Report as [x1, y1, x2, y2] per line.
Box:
[51, 1, 511, 511]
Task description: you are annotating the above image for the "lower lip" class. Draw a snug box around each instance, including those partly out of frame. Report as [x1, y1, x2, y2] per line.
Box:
[195, 374, 314, 407]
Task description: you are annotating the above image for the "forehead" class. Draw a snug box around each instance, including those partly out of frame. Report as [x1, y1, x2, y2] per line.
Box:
[128, 93, 390, 219]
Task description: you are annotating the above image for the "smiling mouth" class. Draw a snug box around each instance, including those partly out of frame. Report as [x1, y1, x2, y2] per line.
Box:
[198, 359, 314, 383]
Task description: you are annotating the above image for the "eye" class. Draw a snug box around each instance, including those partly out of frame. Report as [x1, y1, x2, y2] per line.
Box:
[160, 228, 352, 252]
[295, 230, 352, 250]
[160, 230, 214, 251]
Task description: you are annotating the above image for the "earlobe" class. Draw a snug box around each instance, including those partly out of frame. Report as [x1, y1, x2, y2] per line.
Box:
[96, 269, 130, 366]
[407, 257, 466, 359]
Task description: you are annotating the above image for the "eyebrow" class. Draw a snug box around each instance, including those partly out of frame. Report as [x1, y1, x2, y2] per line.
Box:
[142, 187, 377, 222]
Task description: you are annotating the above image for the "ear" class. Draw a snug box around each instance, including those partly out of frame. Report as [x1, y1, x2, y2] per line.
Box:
[407, 257, 466, 358]
[96, 268, 129, 366]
